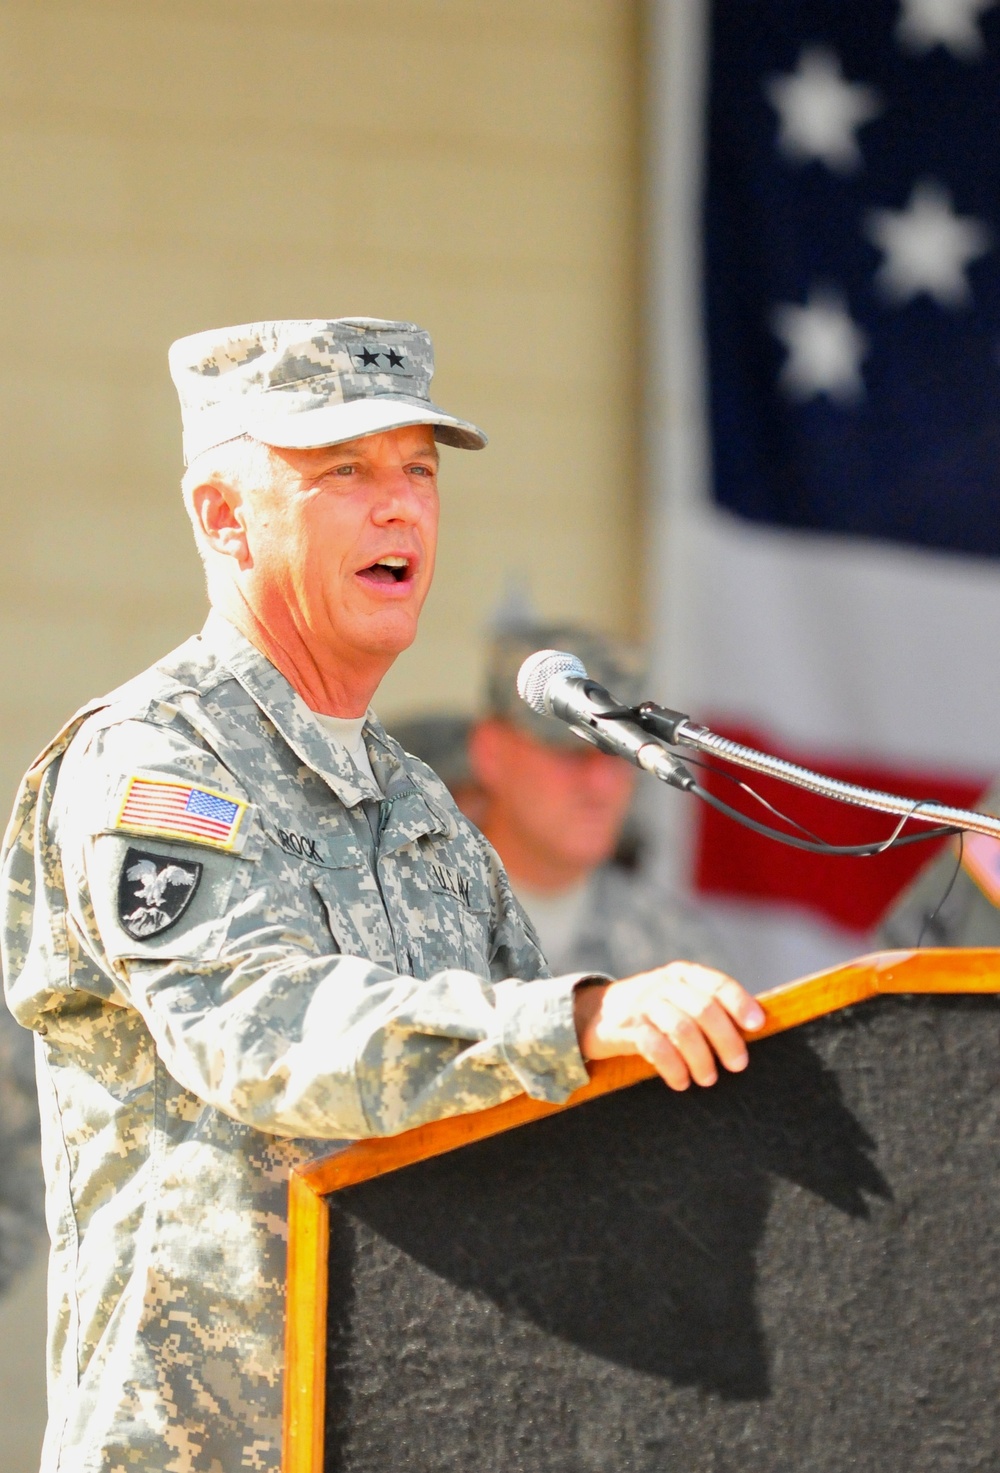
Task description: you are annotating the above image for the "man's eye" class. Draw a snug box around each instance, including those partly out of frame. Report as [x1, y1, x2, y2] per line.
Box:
[332, 464, 355, 476]
[409, 464, 434, 477]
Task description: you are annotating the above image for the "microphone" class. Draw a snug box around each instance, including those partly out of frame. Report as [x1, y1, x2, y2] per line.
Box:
[516, 650, 695, 790]
[517, 650, 1000, 845]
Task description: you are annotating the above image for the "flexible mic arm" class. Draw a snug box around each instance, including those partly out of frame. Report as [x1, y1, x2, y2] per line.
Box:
[516, 649, 1000, 843]
[631, 701, 1000, 842]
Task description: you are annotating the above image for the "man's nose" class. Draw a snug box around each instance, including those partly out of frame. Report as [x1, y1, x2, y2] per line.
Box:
[370, 467, 423, 521]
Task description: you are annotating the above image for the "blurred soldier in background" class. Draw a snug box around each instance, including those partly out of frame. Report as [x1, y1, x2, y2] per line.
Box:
[396, 624, 725, 979]
[0, 1008, 43, 1295]
[391, 713, 487, 828]
[876, 778, 1000, 948]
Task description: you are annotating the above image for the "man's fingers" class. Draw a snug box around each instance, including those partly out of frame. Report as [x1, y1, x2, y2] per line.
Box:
[642, 997, 721, 1087]
[633, 1022, 691, 1091]
[652, 981, 750, 1076]
[714, 976, 766, 1034]
[575, 965, 767, 1090]
[666, 964, 766, 1035]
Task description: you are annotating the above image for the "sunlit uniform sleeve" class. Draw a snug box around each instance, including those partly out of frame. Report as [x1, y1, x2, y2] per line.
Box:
[29, 718, 590, 1139]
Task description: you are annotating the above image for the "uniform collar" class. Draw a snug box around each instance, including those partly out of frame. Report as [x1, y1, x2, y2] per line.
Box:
[365, 718, 456, 852]
[202, 611, 452, 844]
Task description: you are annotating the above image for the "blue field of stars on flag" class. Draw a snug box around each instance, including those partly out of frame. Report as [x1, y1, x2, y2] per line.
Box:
[185, 789, 239, 825]
[706, 0, 1000, 555]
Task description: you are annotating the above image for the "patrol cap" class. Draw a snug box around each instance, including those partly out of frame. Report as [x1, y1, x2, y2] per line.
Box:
[485, 622, 646, 749]
[168, 317, 488, 466]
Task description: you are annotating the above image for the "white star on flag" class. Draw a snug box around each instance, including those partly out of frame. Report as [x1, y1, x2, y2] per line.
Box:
[896, 0, 997, 60]
[867, 179, 991, 307]
[765, 46, 883, 172]
[771, 286, 869, 403]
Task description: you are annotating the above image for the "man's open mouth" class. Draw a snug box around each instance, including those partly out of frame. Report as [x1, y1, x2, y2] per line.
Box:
[358, 556, 413, 586]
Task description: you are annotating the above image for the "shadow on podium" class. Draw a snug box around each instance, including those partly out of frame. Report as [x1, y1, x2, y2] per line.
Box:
[284, 949, 1000, 1473]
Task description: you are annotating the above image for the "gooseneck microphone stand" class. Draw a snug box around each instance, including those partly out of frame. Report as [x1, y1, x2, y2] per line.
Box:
[516, 648, 1000, 847]
[631, 700, 1000, 843]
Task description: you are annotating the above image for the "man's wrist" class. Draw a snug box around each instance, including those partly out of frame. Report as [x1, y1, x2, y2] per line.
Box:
[572, 978, 610, 1058]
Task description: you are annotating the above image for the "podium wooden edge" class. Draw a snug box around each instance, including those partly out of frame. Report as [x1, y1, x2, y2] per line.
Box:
[281, 946, 1000, 1473]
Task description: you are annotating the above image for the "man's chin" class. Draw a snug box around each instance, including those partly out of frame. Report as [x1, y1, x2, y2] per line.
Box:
[559, 839, 620, 872]
[349, 611, 421, 661]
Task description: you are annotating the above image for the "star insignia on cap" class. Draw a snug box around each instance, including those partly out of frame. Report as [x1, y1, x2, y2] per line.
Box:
[358, 347, 382, 368]
[385, 348, 405, 369]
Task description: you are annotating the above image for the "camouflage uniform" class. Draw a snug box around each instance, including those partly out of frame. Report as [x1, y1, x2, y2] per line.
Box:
[876, 780, 1000, 948]
[527, 863, 729, 981]
[0, 612, 594, 1472]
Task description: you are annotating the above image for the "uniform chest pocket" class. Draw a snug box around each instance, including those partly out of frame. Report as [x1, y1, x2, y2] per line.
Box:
[420, 864, 492, 979]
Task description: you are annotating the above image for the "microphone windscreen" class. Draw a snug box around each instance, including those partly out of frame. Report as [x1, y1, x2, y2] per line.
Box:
[516, 649, 588, 715]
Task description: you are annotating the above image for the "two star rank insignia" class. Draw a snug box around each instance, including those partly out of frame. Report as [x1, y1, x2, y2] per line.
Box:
[355, 346, 406, 371]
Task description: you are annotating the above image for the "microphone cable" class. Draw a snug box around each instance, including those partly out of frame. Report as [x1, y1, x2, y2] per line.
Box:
[595, 703, 959, 859]
[916, 833, 964, 949]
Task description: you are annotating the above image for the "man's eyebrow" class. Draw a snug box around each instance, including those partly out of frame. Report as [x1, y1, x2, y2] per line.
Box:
[397, 440, 440, 466]
[317, 439, 440, 466]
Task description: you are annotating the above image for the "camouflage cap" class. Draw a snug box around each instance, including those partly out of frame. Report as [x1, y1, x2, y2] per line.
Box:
[484, 622, 646, 748]
[390, 713, 474, 795]
[168, 317, 487, 465]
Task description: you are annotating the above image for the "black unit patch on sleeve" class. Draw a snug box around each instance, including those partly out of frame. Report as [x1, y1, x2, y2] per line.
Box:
[117, 847, 203, 940]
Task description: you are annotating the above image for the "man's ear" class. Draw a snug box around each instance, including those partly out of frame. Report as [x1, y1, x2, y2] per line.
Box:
[190, 479, 251, 569]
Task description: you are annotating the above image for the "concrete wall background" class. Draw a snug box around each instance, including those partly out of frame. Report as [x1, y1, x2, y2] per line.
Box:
[0, 0, 642, 822]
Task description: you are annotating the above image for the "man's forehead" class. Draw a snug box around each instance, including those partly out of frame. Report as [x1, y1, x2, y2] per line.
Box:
[280, 424, 440, 467]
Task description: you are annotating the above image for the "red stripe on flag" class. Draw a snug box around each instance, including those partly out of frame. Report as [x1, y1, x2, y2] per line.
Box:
[692, 722, 990, 931]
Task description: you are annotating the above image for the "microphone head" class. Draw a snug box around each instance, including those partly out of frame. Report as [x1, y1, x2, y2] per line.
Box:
[516, 649, 588, 715]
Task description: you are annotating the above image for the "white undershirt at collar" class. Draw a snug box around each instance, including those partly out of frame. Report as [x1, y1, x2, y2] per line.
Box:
[301, 703, 378, 788]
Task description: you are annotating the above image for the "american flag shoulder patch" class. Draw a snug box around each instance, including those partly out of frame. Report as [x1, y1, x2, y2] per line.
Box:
[114, 774, 250, 852]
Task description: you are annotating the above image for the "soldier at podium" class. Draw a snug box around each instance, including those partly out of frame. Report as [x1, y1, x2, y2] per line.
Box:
[0, 317, 763, 1473]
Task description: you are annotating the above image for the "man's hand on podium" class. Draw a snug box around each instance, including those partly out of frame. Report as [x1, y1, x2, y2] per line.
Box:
[573, 965, 766, 1092]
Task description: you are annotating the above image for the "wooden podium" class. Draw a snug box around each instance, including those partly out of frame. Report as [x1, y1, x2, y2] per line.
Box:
[282, 948, 1000, 1473]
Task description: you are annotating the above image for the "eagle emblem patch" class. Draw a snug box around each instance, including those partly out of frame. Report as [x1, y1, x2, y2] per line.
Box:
[117, 848, 203, 940]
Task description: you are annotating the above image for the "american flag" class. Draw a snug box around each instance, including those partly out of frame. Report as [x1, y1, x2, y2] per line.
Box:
[650, 0, 1000, 987]
[117, 778, 245, 850]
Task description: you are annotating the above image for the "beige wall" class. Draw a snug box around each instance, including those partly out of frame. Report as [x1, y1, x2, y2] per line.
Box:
[0, 0, 642, 802]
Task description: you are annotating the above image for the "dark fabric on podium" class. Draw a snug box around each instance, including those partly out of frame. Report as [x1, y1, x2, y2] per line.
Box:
[323, 997, 1000, 1471]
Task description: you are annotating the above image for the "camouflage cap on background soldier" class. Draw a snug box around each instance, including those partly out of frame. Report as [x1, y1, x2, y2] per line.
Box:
[168, 316, 488, 464]
[390, 713, 475, 795]
[484, 622, 647, 748]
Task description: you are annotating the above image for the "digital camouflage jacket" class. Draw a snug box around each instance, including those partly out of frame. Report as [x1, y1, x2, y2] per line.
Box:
[0, 612, 592, 1473]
